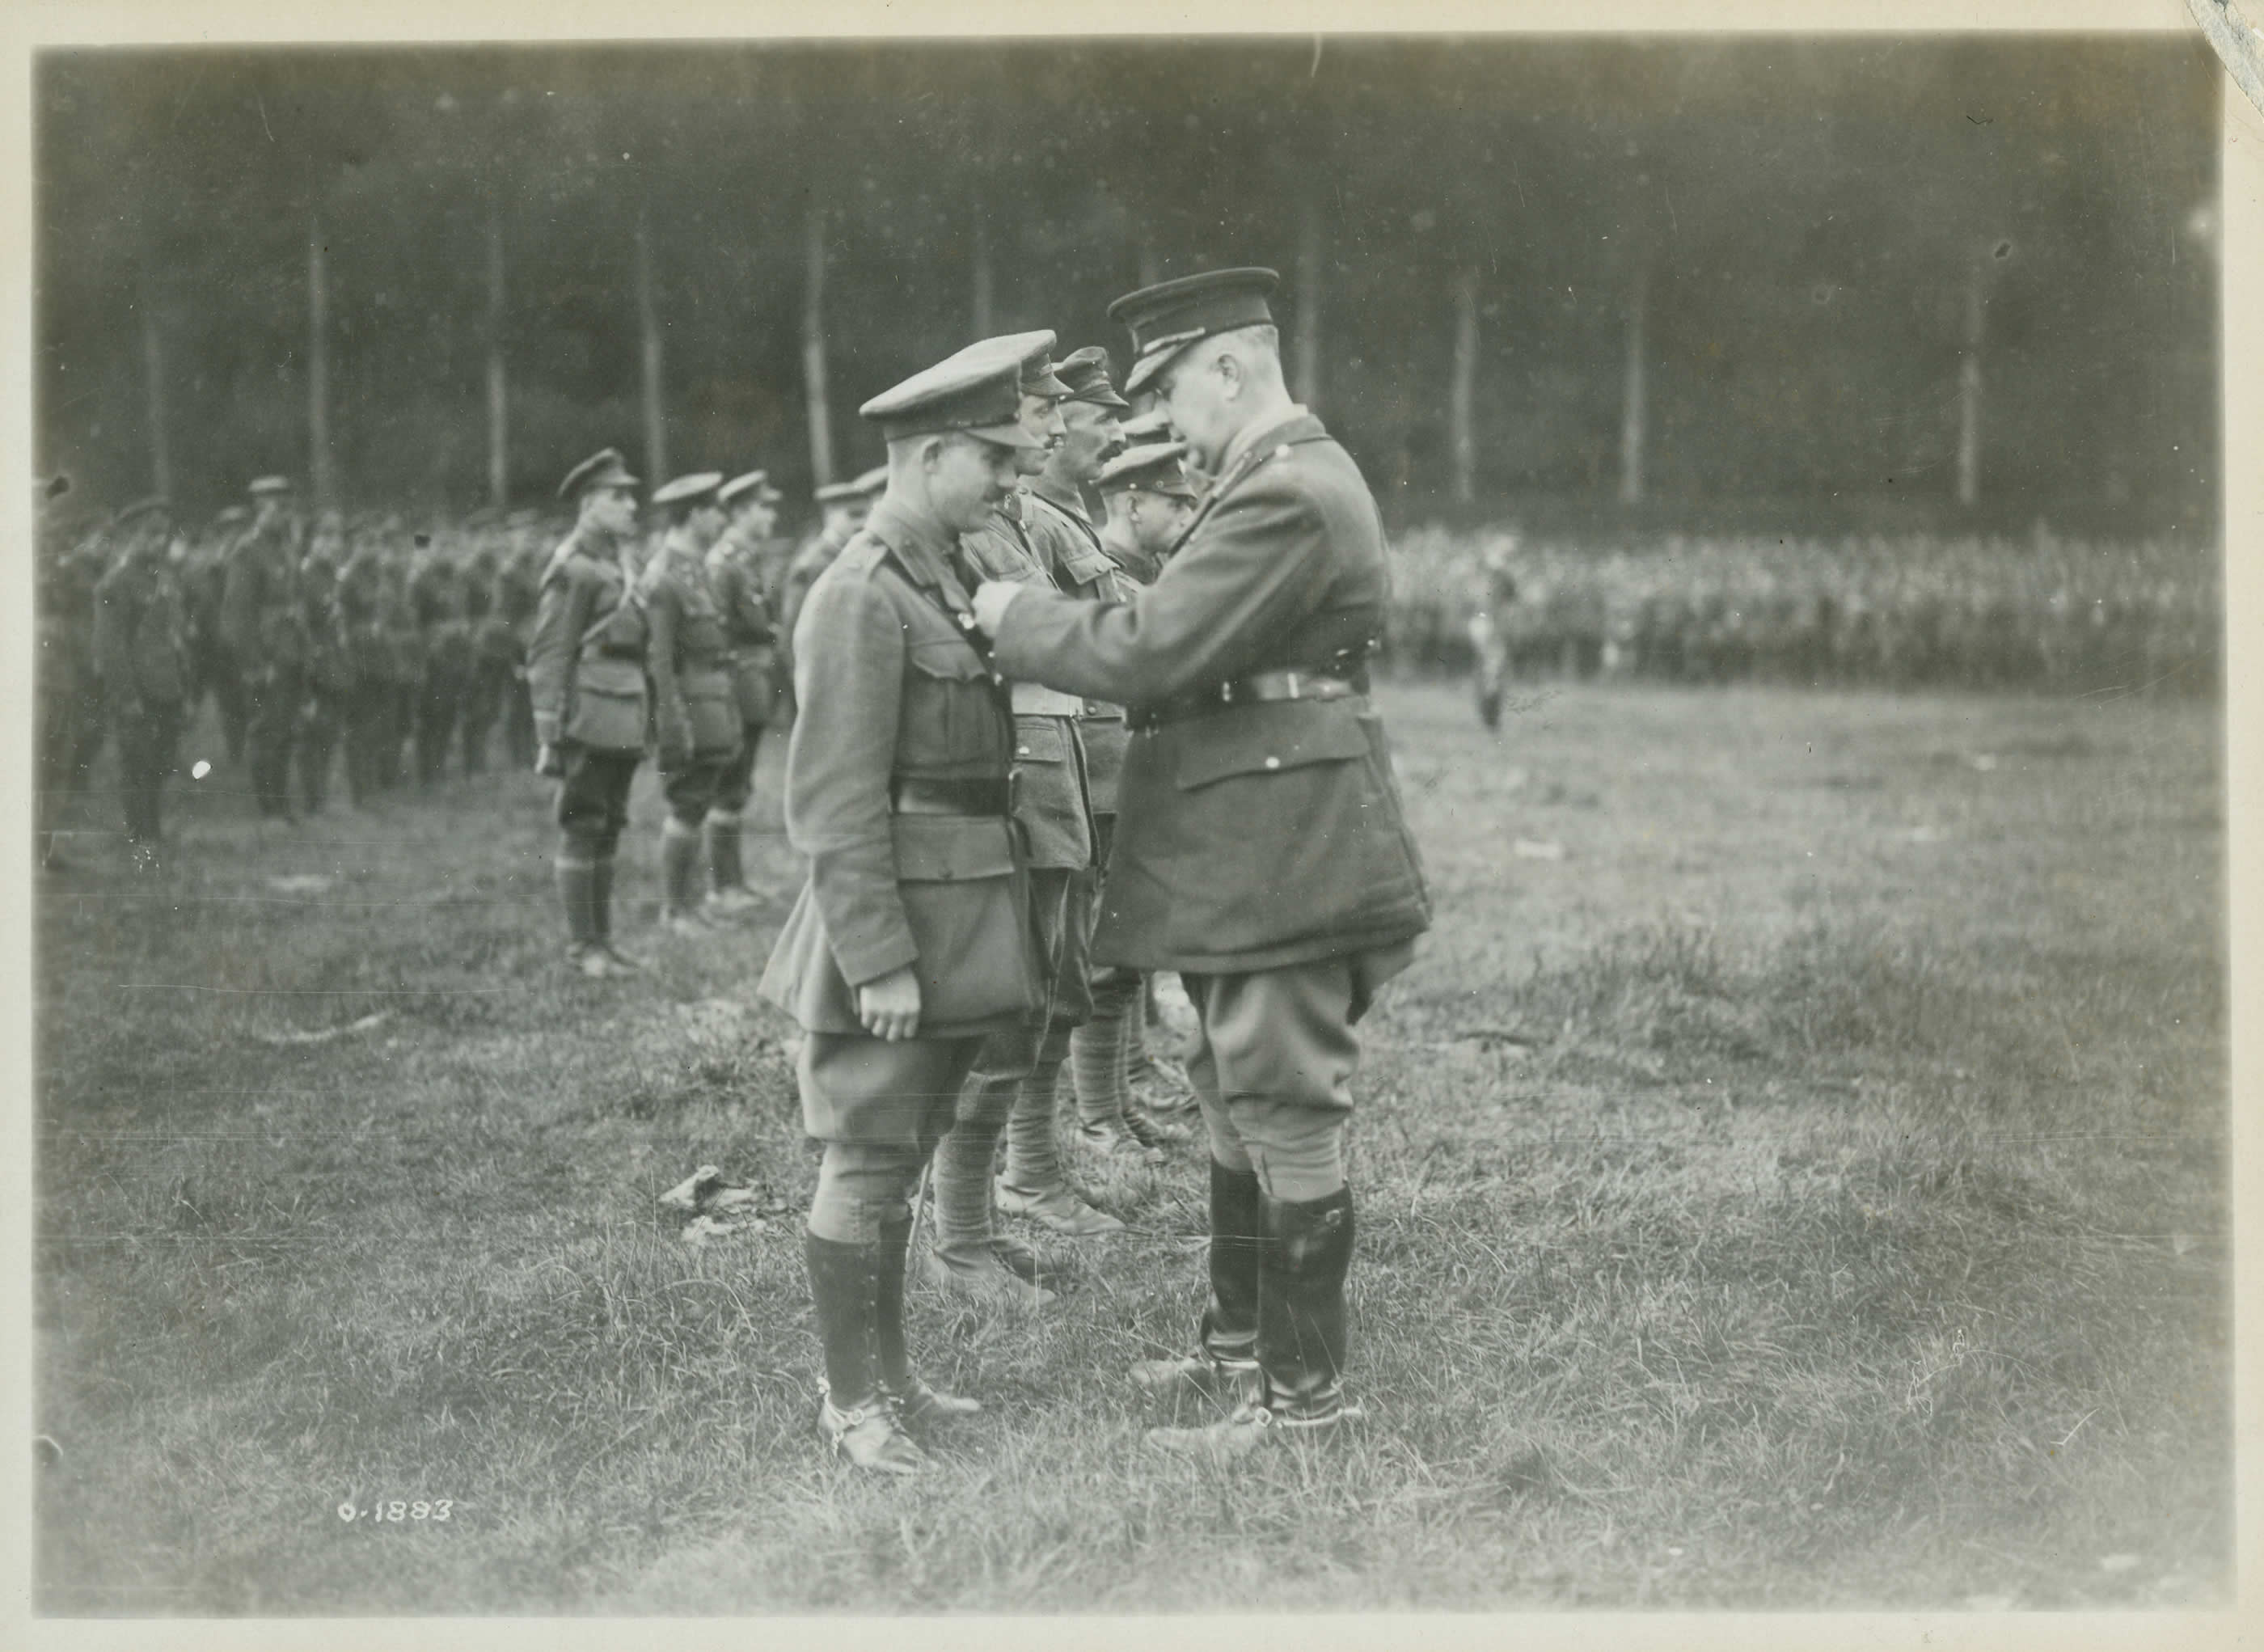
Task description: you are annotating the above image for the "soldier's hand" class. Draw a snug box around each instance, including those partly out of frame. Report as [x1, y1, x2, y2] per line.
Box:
[534, 742, 564, 779]
[855, 965, 923, 1042]
[969, 581, 1023, 638]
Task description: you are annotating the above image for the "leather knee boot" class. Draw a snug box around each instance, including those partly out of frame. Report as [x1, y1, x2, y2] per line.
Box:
[1130, 1159, 1261, 1404]
[1257, 1187, 1356, 1426]
[804, 1232, 924, 1475]
[874, 1213, 980, 1426]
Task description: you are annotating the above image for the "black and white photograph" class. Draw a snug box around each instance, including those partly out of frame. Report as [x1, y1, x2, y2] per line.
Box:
[22, 2, 2245, 1632]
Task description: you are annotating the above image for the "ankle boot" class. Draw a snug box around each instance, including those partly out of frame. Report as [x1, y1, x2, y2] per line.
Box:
[805, 1232, 924, 1475]
[875, 1213, 980, 1424]
[1257, 1187, 1356, 1426]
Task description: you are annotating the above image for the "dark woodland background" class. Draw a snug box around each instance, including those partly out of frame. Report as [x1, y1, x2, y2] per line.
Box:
[36, 35, 2219, 536]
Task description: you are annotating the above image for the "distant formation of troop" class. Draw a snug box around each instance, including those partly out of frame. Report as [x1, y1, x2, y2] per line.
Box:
[32, 461, 889, 879]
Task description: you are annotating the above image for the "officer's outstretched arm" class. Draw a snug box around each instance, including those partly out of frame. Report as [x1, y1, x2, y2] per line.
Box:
[987, 480, 1330, 703]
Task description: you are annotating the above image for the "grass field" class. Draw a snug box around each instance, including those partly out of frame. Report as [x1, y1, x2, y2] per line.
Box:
[33, 677, 2228, 1613]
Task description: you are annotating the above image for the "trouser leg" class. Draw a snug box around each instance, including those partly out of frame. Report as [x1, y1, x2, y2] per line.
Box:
[1180, 961, 1375, 1420]
[555, 844, 599, 949]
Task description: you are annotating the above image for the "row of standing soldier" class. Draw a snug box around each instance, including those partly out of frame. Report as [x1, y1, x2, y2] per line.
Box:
[32, 464, 888, 878]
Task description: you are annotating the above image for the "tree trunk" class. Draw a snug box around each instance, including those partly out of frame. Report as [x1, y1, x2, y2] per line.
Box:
[1450, 268, 1479, 505]
[486, 209, 508, 510]
[1137, 237, 1162, 290]
[635, 209, 667, 484]
[139, 266, 170, 502]
[802, 201, 834, 487]
[1957, 264, 1983, 509]
[1618, 267, 1648, 507]
[971, 211, 995, 336]
[1294, 188, 1324, 408]
[307, 218, 333, 509]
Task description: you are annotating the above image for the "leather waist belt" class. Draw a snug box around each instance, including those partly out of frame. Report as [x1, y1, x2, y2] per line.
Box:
[1130, 667, 1367, 731]
[1008, 681, 1090, 717]
[889, 775, 1011, 817]
[593, 644, 647, 661]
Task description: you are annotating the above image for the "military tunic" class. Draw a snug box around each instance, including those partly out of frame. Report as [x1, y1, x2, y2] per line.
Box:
[989, 408, 1430, 978]
[640, 533, 741, 824]
[527, 526, 649, 856]
[758, 500, 1037, 1145]
[704, 527, 779, 818]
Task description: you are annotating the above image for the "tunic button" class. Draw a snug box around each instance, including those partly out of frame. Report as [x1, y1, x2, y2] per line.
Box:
[1016, 746, 1031, 757]
[1263, 756, 1282, 771]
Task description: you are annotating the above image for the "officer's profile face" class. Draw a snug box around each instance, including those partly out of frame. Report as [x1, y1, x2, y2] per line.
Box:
[925, 433, 1019, 533]
[1155, 347, 1235, 467]
[741, 501, 778, 541]
[689, 500, 728, 547]
[1016, 393, 1067, 476]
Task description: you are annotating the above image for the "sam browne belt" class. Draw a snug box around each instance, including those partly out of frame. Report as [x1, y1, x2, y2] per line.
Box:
[1128, 665, 1369, 732]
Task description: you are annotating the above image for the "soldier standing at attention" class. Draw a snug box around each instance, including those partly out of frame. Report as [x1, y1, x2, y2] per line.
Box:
[91, 498, 188, 871]
[221, 475, 308, 822]
[184, 505, 249, 767]
[969, 268, 1431, 1455]
[920, 332, 1113, 1311]
[757, 338, 1042, 1475]
[705, 469, 786, 913]
[1070, 437, 1206, 1158]
[528, 449, 651, 978]
[1012, 347, 1193, 1173]
[640, 471, 742, 933]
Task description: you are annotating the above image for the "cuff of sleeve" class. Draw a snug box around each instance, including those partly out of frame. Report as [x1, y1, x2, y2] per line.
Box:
[831, 929, 920, 991]
[534, 716, 561, 747]
[972, 580, 1024, 637]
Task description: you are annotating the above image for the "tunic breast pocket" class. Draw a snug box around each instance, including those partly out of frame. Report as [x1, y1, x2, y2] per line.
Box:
[902, 640, 1002, 767]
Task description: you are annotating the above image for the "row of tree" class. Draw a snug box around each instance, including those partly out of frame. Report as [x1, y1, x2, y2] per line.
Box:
[37, 36, 2220, 533]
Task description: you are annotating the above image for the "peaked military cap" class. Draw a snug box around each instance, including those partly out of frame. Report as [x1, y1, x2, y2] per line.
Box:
[1109, 267, 1280, 395]
[115, 496, 172, 528]
[720, 469, 783, 508]
[652, 471, 724, 508]
[859, 336, 1047, 450]
[214, 504, 251, 527]
[247, 475, 295, 497]
[813, 478, 866, 505]
[557, 447, 640, 502]
[851, 463, 889, 495]
[1098, 440, 1200, 500]
[1056, 345, 1130, 410]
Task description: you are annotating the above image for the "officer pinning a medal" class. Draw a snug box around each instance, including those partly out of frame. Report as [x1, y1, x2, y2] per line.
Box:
[527, 448, 651, 978]
[965, 268, 1433, 1456]
[758, 336, 1044, 1476]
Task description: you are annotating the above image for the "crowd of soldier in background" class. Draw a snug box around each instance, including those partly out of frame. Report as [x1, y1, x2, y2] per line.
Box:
[38, 475, 2221, 873]
[1408, 526, 2223, 729]
[32, 464, 889, 875]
